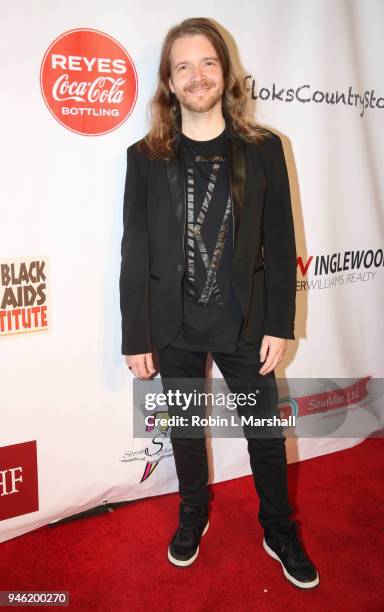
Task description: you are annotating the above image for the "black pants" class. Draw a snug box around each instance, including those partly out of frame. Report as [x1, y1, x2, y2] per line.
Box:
[155, 341, 294, 529]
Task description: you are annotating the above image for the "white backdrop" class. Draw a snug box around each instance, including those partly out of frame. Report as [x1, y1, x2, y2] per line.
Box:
[1, 0, 383, 543]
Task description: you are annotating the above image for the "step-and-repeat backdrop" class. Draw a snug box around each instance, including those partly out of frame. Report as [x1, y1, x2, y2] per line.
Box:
[1, 0, 383, 543]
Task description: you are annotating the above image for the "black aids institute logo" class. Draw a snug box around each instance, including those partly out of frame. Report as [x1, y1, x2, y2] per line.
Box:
[0, 258, 49, 337]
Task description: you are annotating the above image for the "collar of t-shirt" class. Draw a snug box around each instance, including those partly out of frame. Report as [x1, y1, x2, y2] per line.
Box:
[181, 127, 226, 157]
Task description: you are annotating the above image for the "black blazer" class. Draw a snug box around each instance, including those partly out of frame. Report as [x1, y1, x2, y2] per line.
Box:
[119, 123, 297, 356]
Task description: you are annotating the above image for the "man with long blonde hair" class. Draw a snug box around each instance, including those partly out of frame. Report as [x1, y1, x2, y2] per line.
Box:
[119, 17, 319, 588]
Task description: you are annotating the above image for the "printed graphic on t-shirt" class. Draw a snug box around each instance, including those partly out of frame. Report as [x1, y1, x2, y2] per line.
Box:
[169, 128, 244, 353]
[184, 153, 232, 307]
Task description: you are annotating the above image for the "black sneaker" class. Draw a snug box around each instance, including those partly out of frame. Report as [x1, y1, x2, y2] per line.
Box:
[263, 522, 319, 589]
[168, 503, 209, 567]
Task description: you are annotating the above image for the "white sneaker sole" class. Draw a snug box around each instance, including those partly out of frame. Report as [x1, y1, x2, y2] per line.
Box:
[263, 537, 320, 589]
[168, 520, 210, 567]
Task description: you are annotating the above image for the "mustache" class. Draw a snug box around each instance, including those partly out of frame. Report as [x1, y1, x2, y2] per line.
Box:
[185, 80, 215, 92]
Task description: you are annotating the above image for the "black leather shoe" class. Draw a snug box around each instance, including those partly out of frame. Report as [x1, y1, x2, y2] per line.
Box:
[168, 503, 209, 567]
[263, 522, 319, 589]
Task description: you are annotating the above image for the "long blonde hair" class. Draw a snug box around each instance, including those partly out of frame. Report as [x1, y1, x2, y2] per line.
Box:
[138, 17, 271, 159]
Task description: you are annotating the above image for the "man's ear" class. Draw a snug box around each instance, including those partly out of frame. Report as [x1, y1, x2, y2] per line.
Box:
[168, 76, 175, 94]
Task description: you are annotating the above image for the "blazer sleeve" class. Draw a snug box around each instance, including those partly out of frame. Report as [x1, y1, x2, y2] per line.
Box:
[119, 144, 152, 355]
[261, 134, 297, 340]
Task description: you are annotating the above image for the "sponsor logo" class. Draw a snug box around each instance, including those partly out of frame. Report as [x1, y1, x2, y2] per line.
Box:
[244, 78, 384, 117]
[278, 377, 371, 419]
[0, 441, 38, 521]
[0, 258, 49, 337]
[121, 412, 173, 482]
[40, 28, 138, 135]
[297, 248, 383, 290]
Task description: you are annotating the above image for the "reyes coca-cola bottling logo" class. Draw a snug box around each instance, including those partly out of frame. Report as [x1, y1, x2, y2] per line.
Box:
[40, 28, 138, 135]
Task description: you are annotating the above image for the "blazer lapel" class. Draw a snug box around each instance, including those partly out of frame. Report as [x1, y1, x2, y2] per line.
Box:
[166, 134, 186, 240]
[227, 135, 246, 253]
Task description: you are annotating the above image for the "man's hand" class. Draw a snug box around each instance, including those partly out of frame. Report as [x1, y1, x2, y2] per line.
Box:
[259, 335, 287, 375]
[125, 353, 156, 379]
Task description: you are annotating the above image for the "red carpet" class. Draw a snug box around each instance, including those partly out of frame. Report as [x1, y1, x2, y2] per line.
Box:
[0, 436, 383, 611]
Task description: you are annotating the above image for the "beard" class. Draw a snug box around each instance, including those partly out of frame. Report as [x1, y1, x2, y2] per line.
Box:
[177, 79, 223, 114]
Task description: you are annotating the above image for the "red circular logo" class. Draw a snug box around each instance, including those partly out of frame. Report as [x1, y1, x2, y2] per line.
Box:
[40, 28, 138, 136]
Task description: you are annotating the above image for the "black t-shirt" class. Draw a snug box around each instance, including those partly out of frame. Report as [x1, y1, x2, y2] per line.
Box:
[169, 127, 246, 353]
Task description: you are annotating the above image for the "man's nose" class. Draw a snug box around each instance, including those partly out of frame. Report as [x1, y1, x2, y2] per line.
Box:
[192, 65, 204, 80]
